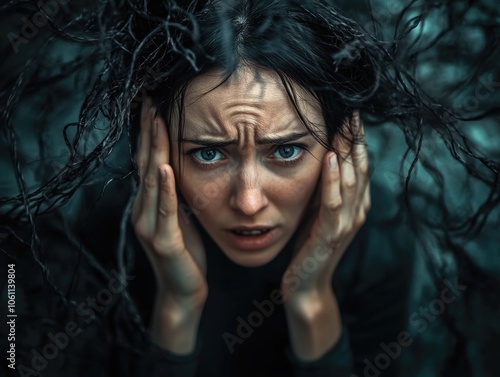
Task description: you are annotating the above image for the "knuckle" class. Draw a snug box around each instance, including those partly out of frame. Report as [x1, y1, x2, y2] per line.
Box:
[363, 187, 371, 210]
[158, 204, 175, 218]
[325, 198, 343, 212]
[343, 177, 357, 189]
[365, 197, 371, 211]
[318, 234, 340, 249]
[137, 159, 146, 172]
[150, 237, 166, 253]
[358, 160, 369, 175]
[328, 170, 341, 182]
[143, 175, 157, 191]
[354, 211, 366, 227]
[353, 148, 363, 160]
[151, 235, 182, 255]
[133, 221, 149, 240]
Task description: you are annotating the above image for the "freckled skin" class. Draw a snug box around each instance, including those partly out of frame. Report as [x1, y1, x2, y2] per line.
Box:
[170, 65, 329, 267]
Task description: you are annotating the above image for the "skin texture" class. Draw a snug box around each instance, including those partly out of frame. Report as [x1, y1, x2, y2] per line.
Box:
[170, 65, 329, 267]
[131, 64, 370, 360]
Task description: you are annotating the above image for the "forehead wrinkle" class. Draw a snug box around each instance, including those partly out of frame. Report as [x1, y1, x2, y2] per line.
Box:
[182, 110, 225, 138]
[220, 93, 293, 127]
[184, 95, 229, 137]
[235, 123, 256, 154]
[182, 67, 326, 141]
[203, 98, 273, 138]
[184, 104, 309, 141]
[226, 107, 265, 126]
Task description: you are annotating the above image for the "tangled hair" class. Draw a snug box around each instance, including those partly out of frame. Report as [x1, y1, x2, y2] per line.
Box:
[1, 0, 499, 374]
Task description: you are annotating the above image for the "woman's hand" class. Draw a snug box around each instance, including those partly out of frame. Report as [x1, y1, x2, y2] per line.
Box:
[131, 99, 207, 354]
[281, 110, 370, 297]
[281, 111, 370, 360]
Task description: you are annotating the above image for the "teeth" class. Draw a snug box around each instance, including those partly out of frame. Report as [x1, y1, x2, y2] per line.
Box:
[234, 229, 267, 236]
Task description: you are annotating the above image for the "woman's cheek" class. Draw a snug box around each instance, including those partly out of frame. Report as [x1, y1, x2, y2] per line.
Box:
[180, 173, 230, 212]
[286, 185, 314, 213]
[286, 167, 322, 211]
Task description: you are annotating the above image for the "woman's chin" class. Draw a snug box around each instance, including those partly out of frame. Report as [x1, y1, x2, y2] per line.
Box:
[217, 240, 286, 268]
[207, 227, 294, 267]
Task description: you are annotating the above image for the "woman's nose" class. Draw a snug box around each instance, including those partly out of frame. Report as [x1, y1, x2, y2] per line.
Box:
[229, 170, 269, 217]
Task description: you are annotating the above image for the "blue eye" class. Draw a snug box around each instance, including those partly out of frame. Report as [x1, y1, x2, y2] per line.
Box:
[273, 145, 302, 160]
[192, 148, 223, 163]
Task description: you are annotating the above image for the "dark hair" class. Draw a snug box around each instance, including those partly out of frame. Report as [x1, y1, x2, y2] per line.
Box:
[1, 0, 499, 374]
[137, 0, 404, 161]
[146, 0, 371, 146]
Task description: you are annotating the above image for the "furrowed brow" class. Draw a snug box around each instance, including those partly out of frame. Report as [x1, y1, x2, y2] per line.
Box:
[179, 138, 236, 148]
[180, 132, 310, 147]
[256, 132, 310, 145]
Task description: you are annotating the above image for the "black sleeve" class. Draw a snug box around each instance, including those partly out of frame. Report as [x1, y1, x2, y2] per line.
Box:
[285, 322, 353, 377]
[333, 183, 415, 377]
[109, 335, 203, 377]
[283, 181, 414, 377]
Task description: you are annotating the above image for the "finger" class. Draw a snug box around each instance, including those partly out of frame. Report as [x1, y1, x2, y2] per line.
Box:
[132, 99, 153, 221]
[155, 164, 207, 296]
[148, 112, 170, 168]
[328, 115, 358, 236]
[363, 181, 371, 212]
[157, 113, 171, 165]
[339, 142, 357, 205]
[351, 111, 369, 176]
[155, 164, 183, 252]
[319, 152, 342, 234]
[354, 181, 371, 229]
[141, 111, 170, 228]
[300, 151, 343, 284]
[351, 111, 370, 195]
[333, 114, 356, 197]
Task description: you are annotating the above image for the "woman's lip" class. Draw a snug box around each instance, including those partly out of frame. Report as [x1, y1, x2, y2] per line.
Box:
[225, 227, 278, 250]
[229, 225, 274, 231]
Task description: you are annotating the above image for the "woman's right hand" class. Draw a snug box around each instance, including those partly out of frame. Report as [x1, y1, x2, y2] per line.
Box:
[131, 99, 208, 353]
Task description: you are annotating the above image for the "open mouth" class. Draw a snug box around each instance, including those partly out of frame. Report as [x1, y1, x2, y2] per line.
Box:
[226, 227, 278, 250]
[231, 229, 272, 236]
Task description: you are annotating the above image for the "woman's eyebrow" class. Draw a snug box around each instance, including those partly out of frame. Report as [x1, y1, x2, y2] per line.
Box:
[180, 132, 311, 147]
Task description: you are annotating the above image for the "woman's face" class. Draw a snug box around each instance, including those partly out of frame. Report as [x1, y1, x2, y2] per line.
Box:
[170, 66, 328, 267]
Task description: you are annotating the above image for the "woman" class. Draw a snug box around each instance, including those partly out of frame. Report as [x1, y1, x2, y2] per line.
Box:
[127, 63, 370, 375]
[1, 0, 499, 376]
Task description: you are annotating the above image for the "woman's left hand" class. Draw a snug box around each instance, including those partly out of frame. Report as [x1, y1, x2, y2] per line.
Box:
[281, 110, 370, 300]
[280, 110, 370, 361]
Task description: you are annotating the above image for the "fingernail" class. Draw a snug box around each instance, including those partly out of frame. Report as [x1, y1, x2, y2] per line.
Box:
[159, 167, 167, 182]
[330, 153, 338, 169]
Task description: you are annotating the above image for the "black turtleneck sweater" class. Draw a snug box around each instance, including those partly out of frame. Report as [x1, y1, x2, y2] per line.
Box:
[111, 182, 414, 377]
